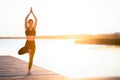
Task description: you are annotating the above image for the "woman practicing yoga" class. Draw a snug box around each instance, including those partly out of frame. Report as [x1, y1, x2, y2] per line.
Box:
[18, 7, 37, 75]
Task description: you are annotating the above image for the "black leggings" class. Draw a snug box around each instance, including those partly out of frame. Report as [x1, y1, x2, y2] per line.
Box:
[18, 40, 36, 70]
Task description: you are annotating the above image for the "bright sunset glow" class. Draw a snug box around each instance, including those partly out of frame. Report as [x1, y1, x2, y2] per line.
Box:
[10, 39, 120, 78]
[1, 0, 120, 79]
[0, 0, 120, 36]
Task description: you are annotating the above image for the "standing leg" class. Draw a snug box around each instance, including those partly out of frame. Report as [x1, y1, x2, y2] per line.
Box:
[27, 48, 35, 75]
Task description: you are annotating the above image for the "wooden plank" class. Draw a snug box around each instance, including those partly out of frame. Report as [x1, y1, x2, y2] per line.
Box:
[0, 56, 68, 80]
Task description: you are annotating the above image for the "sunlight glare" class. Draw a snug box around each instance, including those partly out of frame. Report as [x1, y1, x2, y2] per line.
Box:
[4, 39, 120, 79]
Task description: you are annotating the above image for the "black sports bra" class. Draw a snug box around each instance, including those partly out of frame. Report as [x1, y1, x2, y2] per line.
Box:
[25, 28, 36, 36]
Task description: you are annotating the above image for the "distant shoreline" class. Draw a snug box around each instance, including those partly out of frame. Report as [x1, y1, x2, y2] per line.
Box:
[1, 33, 120, 45]
[0, 33, 120, 39]
[0, 35, 87, 39]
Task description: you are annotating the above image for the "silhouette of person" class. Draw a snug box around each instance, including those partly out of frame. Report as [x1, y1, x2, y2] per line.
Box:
[18, 7, 37, 75]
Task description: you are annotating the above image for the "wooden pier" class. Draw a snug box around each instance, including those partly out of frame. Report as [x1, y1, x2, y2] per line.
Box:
[0, 56, 68, 80]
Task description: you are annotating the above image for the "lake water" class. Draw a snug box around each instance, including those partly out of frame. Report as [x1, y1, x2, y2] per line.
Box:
[0, 39, 120, 78]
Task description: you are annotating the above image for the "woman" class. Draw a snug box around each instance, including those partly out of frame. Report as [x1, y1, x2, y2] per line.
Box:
[18, 7, 37, 75]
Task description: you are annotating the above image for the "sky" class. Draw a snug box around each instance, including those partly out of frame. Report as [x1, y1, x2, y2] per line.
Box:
[1, 0, 120, 36]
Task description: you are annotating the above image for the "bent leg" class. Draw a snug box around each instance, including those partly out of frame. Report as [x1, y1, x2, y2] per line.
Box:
[18, 47, 28, 55]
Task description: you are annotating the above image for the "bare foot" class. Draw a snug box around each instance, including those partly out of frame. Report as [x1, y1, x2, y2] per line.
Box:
[27, 71, 32, 75]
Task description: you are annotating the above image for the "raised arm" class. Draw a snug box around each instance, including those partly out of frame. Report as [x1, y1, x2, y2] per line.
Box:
[31, 8, 37, 29]
[25, 12, 31, 31]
